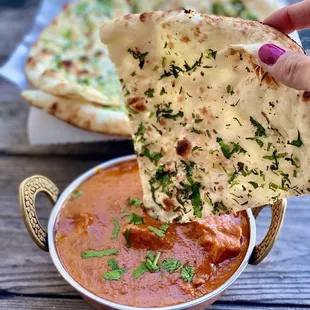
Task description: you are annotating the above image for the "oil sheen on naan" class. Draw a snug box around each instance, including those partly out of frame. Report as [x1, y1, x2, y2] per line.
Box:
[101, 11, 308, 223]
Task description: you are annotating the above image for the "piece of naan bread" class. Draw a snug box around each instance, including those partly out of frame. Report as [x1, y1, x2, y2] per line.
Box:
[129, 0, 282, 20]
[25, 0, 130, 107]
[22, 90, 131, 136]
[100, 11, 307, 223]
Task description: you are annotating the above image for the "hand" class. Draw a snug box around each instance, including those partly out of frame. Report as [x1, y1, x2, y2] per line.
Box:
[258, 0, 310, 90]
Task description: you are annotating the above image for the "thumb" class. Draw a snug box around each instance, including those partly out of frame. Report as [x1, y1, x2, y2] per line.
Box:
[258, 44, 310, 90]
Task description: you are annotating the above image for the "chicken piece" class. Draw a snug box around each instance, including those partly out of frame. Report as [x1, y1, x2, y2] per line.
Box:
[122, 224, 174, 250]
[188, 215, 242, 264]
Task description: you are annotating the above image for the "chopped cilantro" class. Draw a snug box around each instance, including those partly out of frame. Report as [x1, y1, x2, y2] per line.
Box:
[152, 124, 163, 135]
[191, 127, 203, 134]
[128, 213, 144, 225]
[217, 138, 246, 159]
[249, 181, 259, 189]
[160, 224, 170, 232]
[103, 258, 127, 281]
[246, 137, 264, 148]
[108, 258, 120, 270]
[134, 123, 146, 143]
[145, 251, 161, 272]
[70, 190, 83, 201]
[289, 131, 303, 147]
[227, 85, 234, 95]
[140, 146, 163, 165]
[133, 262, 148, 280]
[195, 119, 203, 124]
[144, 88, 155, 98]
[192, 146, 203, 152]
[148, 226, 167, 238]
[81, 248, 118, 259]
[111, 218, 120, 239]
[206, 49, 217, 59]
[245, 66, 251, 72]
[127, 48, 149, 69]
[160, 87, 167, 96]
[131, 71, 136, 77]
[250, 117, 267, 137]
[160, 62, 184, 79]
[183, 53, 204, 72]
[155, 102, 184, 121]
[263, 151, 288, 171]
[162, 258, 182, 273]
[212, 201, 229, 215]
[128, 197, 143, 207]
[181, 265, 194, 283]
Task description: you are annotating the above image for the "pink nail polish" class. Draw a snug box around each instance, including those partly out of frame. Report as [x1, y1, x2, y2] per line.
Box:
[258, 44, 286, 65]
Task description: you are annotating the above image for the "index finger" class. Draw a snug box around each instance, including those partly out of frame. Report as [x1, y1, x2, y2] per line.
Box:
[264, 0, 310, 34]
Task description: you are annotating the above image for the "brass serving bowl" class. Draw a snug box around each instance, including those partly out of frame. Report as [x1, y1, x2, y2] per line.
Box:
[19, 155, 287, 310]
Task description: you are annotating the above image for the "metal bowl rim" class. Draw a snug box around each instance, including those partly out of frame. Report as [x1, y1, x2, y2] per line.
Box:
[47, 154, 256, 310]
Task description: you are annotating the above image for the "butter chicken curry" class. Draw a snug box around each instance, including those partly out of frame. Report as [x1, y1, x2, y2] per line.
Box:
[55, 160, 250, 307]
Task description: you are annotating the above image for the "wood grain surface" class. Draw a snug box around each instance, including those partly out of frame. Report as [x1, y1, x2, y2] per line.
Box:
[0, 1, 310, 309]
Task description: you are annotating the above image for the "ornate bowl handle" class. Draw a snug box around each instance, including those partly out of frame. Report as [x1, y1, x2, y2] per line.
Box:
[19, 175, 60, 252]
[249, 199, 287, 265]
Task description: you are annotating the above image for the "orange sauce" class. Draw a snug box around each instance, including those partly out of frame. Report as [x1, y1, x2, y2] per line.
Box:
[55, 160, 249, 307]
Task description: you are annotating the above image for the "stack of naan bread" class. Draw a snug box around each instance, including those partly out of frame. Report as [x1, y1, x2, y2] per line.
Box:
[22, 0, 282, 135]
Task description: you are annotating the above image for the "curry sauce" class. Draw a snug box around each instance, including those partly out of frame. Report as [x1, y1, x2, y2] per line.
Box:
[55, 160, 250, 308]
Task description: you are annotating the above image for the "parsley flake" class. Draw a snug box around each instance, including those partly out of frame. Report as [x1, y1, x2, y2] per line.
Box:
[181, 265, 194, 283]
[144, 88, 155, 98]
[162, 258, 182, 273]
[81, 248, 118, 259]
[111, 218, 120, 239]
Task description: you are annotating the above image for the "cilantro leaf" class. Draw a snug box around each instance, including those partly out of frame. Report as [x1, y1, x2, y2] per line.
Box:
[108, 258, 120, 270]
[70, 190, 83, 201]
[246, 137, 264, 148]
[206, 49, 217, 59]
[144, 88, 155, 98]
[217, 138, 246, 159]
[134, 123, 146, 143]
[289, 131, 303, 148]
[103, 268, 127, 281]
[128, 213, 144, 225]
[155, 102, 184, 121]
[145, 251, 161, 272]
[160, 87, 167, 96]
[81, 248, 118, 259]
[141, 146, 163, 165]
[250, 117, 266, 137]
[181, 265, 194, 283]
[248, 181, 259, 189]
[127, 48, 149, 69]
[162, 258, 182, 273]
[159, 224, 169, 232]
[133, 262, 148, 280]
[147, 226, 166, 238]
[128, 197, 143, 207]
[111, 218, 120, 239]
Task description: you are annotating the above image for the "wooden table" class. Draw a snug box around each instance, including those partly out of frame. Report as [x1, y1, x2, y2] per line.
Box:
[1, 1, 310, 309]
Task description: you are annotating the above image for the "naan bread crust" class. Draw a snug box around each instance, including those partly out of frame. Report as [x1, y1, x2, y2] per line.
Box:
[25, 0, 130, 107]
[101, 11, 307, 223]
[22, 90, 131, 136]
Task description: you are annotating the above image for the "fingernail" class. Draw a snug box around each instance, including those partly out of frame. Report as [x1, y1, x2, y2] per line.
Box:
[258, 44, 286, 65]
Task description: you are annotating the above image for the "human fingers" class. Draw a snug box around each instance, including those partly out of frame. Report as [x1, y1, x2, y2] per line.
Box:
[258, 44, 310, 90]
[264, 0, 310, 34]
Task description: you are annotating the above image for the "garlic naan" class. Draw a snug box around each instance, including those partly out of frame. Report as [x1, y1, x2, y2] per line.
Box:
[101, 11, 307, 223]
[22, 90, 131, 136]
[25, 0, 130, 107]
